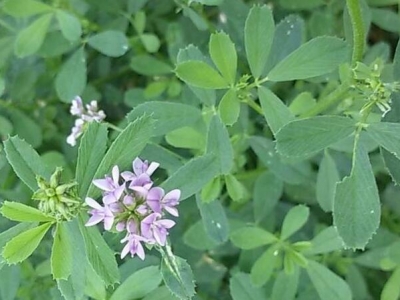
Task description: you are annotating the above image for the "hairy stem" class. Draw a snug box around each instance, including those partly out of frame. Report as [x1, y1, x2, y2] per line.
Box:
[346, 0, 365, 65]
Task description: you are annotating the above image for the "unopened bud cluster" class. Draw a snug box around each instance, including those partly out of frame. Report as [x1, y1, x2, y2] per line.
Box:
[352, 60, 400, 117]
[32, 168, 81, 221]
[67, 96, 106, 146]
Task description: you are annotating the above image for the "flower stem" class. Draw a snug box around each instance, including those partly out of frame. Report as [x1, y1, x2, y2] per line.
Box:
[243, 98, 263, 115]
[346, 0, 365, 65]
[106, 122, 123, 132]
[300, 83, 350, 118]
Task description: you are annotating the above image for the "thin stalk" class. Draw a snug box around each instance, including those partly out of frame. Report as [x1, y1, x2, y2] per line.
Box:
[243, 98, 263, 115]
[300, 83, 350, 118]
[106, 122, 123, 132]
[346, 0, 365, 65]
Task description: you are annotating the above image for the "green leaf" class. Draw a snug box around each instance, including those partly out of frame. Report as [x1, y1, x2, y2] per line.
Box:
[55, 47, 87, 102]
[196, 194, 229, 244]
[305, 227, 344, 255]
[382, 149, 400, 185]
[371, 8, 400, 33]
[7, 109, 43, 148]
[3, 222, 52, 264]
[177, 45, 217, 106]
[381, 266, 400, 300]
[1, 201, 55, 222]
[366, 122, 400, 159]
[131, 55, 172, 76]
[140, 33, 160, 53]
[175, 61, 229, 89]
[281, 205, 309, 240]
[183, 220, 218, 250]
[218, 89, 240, 126]
[271, 268, 300, 300]
[230, 272, 265, 300]
[78, 216, 119, 286]
[245, 5, 274, 78]
[4, 136, 51, 191]
[280, 0, 324, 10]
[225, 174, 247, 202]
[166, 127, 206, 150]
[126, 101, 201, 136]
[265, 15, 304, 74]
[3, 0, 52, 17]
[316, 150, 340, 212]
[253, 171, 283, 223]
[201, 176, 221, 203]
[56, 10, 82, 42]
[161, 254, 195, 300]
[251, 245, 279, 286]
[306, 260, 352, 300]
[56, 220, 87, 300]
[110, 266, 162, 300]
[209, 31, 237, 84]
[76, 122, 108, 198]
[230, 226, 277, 249]
[162, 154, 219, 201]
[249, 136, 313, 185]
[0, 223, 37, 268]
[142, 286, 179, 300]
[206, 115, 233, 174]
[51, 222, 73, 280]
[258, 86, 294, 135]
[88, 30, 129, 57]
[276, 116, 356, 158]
[268, 37, 350, 81]
[14, 13, 53, 57]
[289, 92, 316, 115]
[333, 145, 381, 249]
[87, 115, 154, 199]
[0, 264, 20, 300]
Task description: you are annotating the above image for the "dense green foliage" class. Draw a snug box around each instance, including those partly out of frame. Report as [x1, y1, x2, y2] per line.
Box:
[1, 0, 400, 299]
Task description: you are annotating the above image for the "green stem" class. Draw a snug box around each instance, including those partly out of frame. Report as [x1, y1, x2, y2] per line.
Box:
[300, 83, 350, 118]
[244, 98, 263, 115]
[105, 122, 123, 132]
[346, 0, 365, 65]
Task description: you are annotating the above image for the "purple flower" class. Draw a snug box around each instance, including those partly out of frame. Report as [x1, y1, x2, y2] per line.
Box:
[122, 158, 159, 189]
[146, 187, 180, 217]
[141, 213, 175, 246]
[93, 166, 125, 204]
[70, 96, 84, 116]
[66, 118, 85, 146]
[85, 197, 115, 230]
[120, 233, 146, 260]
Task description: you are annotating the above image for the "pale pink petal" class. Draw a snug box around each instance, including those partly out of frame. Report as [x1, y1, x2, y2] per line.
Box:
[114, 185, 125, 201]
[127, 219, 137, 233]
[103, 193, 117, 205]
[164, 206, 179, 217]
[103, 216, 114, 230]
[130, 186, 148, 198]
[136, 242, 145, 260]
[147, 199, 161, 213]
[123, 195, 134, 206]
[147, 187, 164, 201]
[116, 221, 125, 232]
[146, 162, 160, 176]
[157, 219, 176, 228]
[121, 171, 134, 181]
[112, 165, 120, 184]
[85, 214, 104, 226]
[133, 157, 145, 175]
[93, 178, 113, 192]
[120, 242, 131, 259]
[153, 227, 163, 245]
[85, 197, 102, 210]
[164, 189, 181, 203]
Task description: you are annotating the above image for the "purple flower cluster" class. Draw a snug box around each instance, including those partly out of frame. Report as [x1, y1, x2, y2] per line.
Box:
[67, 96, 106, 146]
[85, 157, 180, 260]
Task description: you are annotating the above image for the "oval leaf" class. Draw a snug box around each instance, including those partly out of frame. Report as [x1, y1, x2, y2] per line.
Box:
[55, 47, 87, 102]
[276, 116, 356, 158]
[245, 5, 274, 78]
[230, 272, 265, 300]
[87, 30, 129, 57]
[366, 122, 400, 159]
[56, 10, 82, 42]
[3, 222, 52, 264]
[268, 36, 350, 81]
[209, 31, 237, 84]
[3, 0, 52, 17]
[230, 226, 277, 249]
[333, 145, 381, 249]
[14, 13, 52, 57]
[51, 222, 73, 280]
[175, 61, 229, 89]
[1, 201, 55, 222]
[251, 246, 279, 286]
[218, 89, 240, 126]
[281, 205, 310, 240]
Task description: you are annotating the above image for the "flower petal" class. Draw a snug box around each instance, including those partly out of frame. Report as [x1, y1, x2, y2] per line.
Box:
[85, 214, 104, 227]
[147, 187, 164, 201]
[157, 219, 176, 229]
[133, 157, 145, 175]
[93, 178, 114, 192]
[146, 162, 160, 176]
[120, 241, 131, 259]
[136, 242, 145, 260]
[164, 189, 181, 203]
[164, 206, 179, 217]
[112, 165, 120, 184]
[85, 197, 103, 210]
[103, 216, 114, 231]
